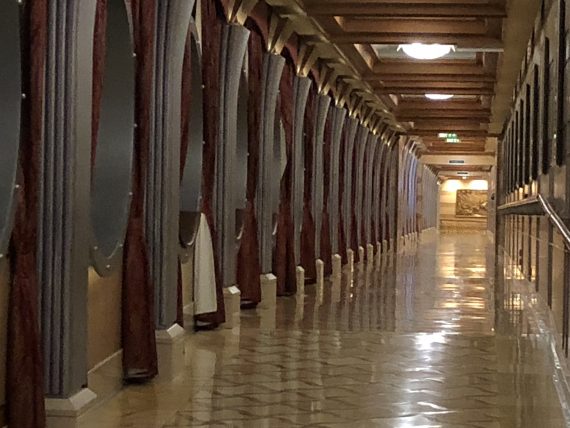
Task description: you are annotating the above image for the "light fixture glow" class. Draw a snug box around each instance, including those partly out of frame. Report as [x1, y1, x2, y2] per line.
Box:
[399, 43, 454, 60]
[439, 132, 458, 139]
[426, 93, 454, 100]
[469, 180, 488, 191]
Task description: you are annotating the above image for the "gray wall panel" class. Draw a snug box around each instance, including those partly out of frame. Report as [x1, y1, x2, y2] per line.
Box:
[39, 0, 96, 398]
[180, 19, 203, 248]
[90, 0, 135, 275]
[292, 76, 311, 265]
[312, 95, 331, 258]
[0, 0, 21, 256]
[148, 0, 194, 328]
[329, 107, 346, 254]
[257, 53, 285, 273]
[355, 125, 369, 249]
[363, 134, 378, 245]
[342, 118, 358, 249]
[216, 23, 250, 287]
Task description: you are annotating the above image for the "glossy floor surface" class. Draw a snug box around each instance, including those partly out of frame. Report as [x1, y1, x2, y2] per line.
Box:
[80, 232, 570, 427]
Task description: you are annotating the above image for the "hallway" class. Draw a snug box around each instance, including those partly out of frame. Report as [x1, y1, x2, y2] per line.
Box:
[79, 232, 568, 427]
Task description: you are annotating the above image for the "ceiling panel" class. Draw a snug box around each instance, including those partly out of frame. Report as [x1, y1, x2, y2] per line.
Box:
[269, 0, 540, 163]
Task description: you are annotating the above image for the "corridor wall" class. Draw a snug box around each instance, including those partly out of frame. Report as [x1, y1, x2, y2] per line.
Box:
[439, 179, 489, 231]
[496, 0, 570, 354]
[0, 0, 438, 426]
[274, 48, 298, 296]
[395, 138, 439, 245]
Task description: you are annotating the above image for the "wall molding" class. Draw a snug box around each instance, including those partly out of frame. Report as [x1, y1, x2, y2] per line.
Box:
[87, 350, 123, 409]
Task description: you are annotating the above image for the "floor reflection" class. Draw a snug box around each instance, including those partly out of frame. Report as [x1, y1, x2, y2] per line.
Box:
[79, 232, 569, 427]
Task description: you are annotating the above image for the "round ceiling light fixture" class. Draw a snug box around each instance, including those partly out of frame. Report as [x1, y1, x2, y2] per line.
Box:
[399, 43, 454, 60]
[426, 93, 454, 101]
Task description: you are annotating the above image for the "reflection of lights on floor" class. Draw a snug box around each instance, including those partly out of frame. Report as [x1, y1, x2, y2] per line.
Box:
[417, 402, 448, 411]
[415, 332, 447, 351]
[396, 424, 442, 428]
[507, 293, 524, 310]
[440, 303, 486, 309]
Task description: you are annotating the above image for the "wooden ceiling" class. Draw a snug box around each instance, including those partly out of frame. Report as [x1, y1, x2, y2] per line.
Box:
[301, 0, 509, 156]
[435, 164, 493, 181]
[261, 0, 541, 174]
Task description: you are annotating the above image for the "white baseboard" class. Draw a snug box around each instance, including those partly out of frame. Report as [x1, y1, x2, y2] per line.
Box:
[87, 349, 123, 408]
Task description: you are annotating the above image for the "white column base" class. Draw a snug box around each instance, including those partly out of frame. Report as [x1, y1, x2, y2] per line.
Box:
[366, 244, 374, 271]
[258, 275, 277, 330]
[259, 273, 277, 309]
[223, 286, 241, 329]
[156, 323, 185, 379]
[87, 350, 122, 408]
[296, 266, 305, 296]
[315, 259, 324, 305]
[46, 388, 97, 428]
[347, 249, 354, 272]
[382, 240, 389, 254]
[358, 246, 365, 267]
[332, 253, 342, 278]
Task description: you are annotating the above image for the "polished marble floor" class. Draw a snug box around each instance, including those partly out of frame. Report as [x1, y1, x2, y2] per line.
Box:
[80, 231, 570, 427]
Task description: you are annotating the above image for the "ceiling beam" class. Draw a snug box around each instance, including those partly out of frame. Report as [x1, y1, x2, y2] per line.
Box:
[399, 111, 491, 121]
[330, 34, 503, 49]
[373, 61, 487, 75]
[413, 130, 490, 137]
[398, 101, 489, 110]
[337, 17, 488, 35]
[424, 151, 495, 156]
[305, 3, 506, 18]
[378, 88, 495, 95]
[367, 73, 497, 82]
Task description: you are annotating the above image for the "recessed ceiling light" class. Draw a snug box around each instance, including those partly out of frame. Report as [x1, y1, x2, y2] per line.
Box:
[426, 93, 454, 100]
[398, 43, 454, 60]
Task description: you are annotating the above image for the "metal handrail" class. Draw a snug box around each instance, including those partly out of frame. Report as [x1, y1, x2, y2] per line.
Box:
[537, 194, 570, 246]
[497, 195, 541, 213]
[498, 194, 570, 248]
